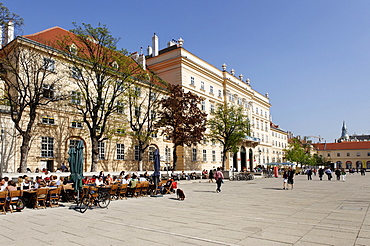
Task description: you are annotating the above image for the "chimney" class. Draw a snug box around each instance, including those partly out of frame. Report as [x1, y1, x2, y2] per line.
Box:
[138, 55, 146, 70]
[4, 20, 14, 45]
[147, 45, 152, 56]
[152, 33, 158, 57]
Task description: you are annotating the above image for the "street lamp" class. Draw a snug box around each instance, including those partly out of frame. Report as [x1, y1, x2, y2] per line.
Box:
[0, 128, 4, 178]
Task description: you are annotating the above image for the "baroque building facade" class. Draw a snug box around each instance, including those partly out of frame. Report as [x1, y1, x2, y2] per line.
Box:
[0, 27, 288, 173]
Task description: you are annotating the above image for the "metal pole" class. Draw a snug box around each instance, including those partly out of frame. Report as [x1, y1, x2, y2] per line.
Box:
[0, 129, 4, 178]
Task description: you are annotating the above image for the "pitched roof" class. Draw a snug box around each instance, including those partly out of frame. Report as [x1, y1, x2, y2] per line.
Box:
[23, 26, 72, 45]
[313, 142, 370, 151]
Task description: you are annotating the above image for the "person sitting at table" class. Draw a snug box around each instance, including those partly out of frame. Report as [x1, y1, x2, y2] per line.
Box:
[95, 176, 104, 186]
[105, 174, 113, 185]
[112, 176, 118, 184]
[49, 181, 57, 187]
[139, 174, 147, 182]
[128, 174, 138, 188]
[6, 180, 17, 192]
[99, 171, 105, 178]
[33, 176, 42, 189]
[89, 175, 97, 184]
[121, 174, 131, 185]
[171, 171, 179, 181]
[0, 178, 6, 191]
[21, 177, 32, 190]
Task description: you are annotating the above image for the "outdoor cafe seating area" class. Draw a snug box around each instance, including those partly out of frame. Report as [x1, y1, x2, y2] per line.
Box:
[0, 173, 177, 215]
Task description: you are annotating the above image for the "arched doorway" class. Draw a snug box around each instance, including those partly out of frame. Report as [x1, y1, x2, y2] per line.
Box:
[346, 161, 352, 169]
[233, 153, 237, 171]
[240, 146, 246, 172]
[249, 149, 253, 171]
[336, 161, 342, 169]
[356, 161, 362, 170]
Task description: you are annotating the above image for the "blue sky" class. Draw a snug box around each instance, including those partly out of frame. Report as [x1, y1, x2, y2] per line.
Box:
[3, 0, 370, 142]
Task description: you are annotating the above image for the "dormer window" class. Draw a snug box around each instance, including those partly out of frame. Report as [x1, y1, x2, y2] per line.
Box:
[111, 61, 119, 69]
[70, 43, 78, 55]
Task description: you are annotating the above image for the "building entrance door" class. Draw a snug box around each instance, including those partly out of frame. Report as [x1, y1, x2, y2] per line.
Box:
[249, 149, 253, 171]
[240, 147, 246, 172]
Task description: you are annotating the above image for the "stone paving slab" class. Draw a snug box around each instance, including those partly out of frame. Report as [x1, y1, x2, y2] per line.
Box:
[1, 173, 370, 245]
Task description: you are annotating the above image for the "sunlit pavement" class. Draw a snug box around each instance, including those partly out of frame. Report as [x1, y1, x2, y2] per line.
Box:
[1, 173, 370, 245]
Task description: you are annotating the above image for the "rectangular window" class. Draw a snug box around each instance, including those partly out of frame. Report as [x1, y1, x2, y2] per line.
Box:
[165, 147, 171, 162]
[210, 104, 215, 113]
[327, 153, 330, 157]
[117, 144, 125, 160]
[218, 90, 222, 97]
[135, 107, 141, 118]
[347, 153, 350, 157]
[117, 80, 125, 92]
[43, 84, 54, 99]
[149, 146, 155, 161]
[134, 87, 141, 97]
[201, 101, 205, 111]
[201, 81, 205, 90]
[190, 77, 195, 86]
[151, 132, 157, 138]
[42, 116, 55, 125]
[203, 149, 207, 162]
[116, 128, 125, 134]
[192, 148, 197, 161]
[71, 91, 81, 105]
[71, 66, 82, 80]
[211, 140, 216, 146]
[357, 152, 361, 157]
[43, 58, 55, 72]
[212, 150, 216, 162]
[41, 137, 54, 157]
[337, 153, 340, 157]
[134, 145, 140, 161]
[98, 142, 105, 160]
[368, 152, 370, 156]
[149, 92, 157, 101]
[116, 101, 125, 114]
[150, 110, 156, 120]
[210, 85, 214, 94]
[71, 120, 83, 128]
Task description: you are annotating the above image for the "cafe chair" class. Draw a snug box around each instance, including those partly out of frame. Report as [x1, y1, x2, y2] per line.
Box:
[109, 184, 119, 200]
[117, 184, 128, 200]
[140, 181, 149, 197]
[48, 188, 61, 207]
[0, 190, 7, 214]
[8, 190, 24, 213]
[131, 182, 142, 198]
[34, 188, 48, 209]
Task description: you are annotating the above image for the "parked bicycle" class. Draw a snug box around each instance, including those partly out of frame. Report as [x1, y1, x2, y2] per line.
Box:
[77, 186, 111, 213]
[229, 172, 254, 181]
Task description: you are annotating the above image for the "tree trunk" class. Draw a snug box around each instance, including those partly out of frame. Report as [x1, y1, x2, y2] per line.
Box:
[172, 144, 178, 171]
[222, 148, 227, 170]
[19, 134, 31, 173]
[90, 137, 99, 172]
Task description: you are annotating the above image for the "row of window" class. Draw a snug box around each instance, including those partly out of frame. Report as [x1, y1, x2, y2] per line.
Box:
[328, 152, 370, 157]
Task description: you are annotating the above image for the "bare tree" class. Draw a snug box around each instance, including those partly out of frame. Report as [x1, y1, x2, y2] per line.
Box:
[57, 23, 143, 172]
[0, 38, 67, 172]
[126, 75, 165, 171]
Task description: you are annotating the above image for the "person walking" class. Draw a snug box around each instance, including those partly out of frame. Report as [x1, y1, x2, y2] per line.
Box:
[287, 167, 295, 190]
[325, 168, 332, 180]
[282, 171, 288, 190]
[335, 168, 341, 181]
[214, 167, 224, 193]
[307, 168, 312, 180]
[318, 168, 324, 180]
[208, 169, 214, 183]
[341, 168, 347, 182]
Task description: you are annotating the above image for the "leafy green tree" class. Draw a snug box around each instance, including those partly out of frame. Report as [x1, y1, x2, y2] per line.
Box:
[156, 85, 207, 170]
[208, 104, 251, 169]
[57, 23, 142, 172]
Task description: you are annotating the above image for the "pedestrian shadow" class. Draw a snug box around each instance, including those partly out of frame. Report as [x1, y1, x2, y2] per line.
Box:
[262, 188, 284, 190]
[193, 190, 216, 193]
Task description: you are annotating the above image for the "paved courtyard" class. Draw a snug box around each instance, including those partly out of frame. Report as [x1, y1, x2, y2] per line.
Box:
[1, 173, 370, 246]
